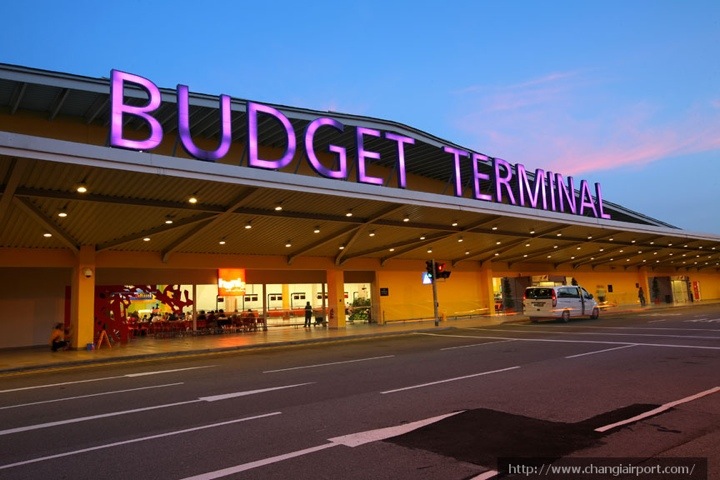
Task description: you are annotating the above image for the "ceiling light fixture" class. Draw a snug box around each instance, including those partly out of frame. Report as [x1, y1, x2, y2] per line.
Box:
[339, 244, 345, 250]
[219, 239, 226, 245]
[245, 221, 252, 229]
[274, 203, 283, 211]
[165, 216, 174, 224]
[285, 241, 292, 248]
[188, 196, 198, 204]
[75, 183, 88, 194]
[43, 232, 52, 238]
[58, 210, 68, 218]
[345, 210, 353, 217]
[403, 216, 410, 223]
[451, 221, 458, 227]
[313, 226, 320, 234]
[369, 231, 376, 237]
[143, 237, 150, 242]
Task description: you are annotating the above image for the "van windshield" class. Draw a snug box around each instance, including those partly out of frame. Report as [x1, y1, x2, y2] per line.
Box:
[525, 288, 553, 299]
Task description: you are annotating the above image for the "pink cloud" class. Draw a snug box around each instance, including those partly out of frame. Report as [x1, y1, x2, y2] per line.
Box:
[452, 72, 720, 176]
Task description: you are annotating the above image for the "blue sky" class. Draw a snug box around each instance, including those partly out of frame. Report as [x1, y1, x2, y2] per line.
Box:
[3, 1, 719, 233]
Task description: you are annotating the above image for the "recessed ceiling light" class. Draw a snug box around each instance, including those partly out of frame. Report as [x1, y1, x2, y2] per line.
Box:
[143, 237, 150, 242]
[165, 217, 173, 224]
[427, 248, 433, 253]
[285, 241, 292, 247]
[420, 235, 426, 240]
[451, 221, 458, 227]
[275, 204, 283, 211]
[313, 226, 320, 234]
[369, 231, 376, 237]
[245, 221, 252, 229]
[219, 240, 226, 245]
[492, 226, 498, 231]
[403, 216, 409, 223]
[389, 247, 395, 252]
[76, 184, 88, 194]
[339, 244, 345, 250]
[43, 232, 52, 238]
[58, 211, 68, 218]
[345, 210, 353, 217]
[458, 236, 463, 243]
[188, 196, 198, 204]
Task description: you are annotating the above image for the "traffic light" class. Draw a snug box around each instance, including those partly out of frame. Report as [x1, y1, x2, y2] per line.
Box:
[425, 260, 434, 280]
[435, 262, 451, 279]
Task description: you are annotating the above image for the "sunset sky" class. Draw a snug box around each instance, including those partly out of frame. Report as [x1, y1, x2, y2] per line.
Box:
[3, 0, 719, 233]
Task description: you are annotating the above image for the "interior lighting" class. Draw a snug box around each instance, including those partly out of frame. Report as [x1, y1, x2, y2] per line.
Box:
[427, 248, 433, 253]
[76, 184, 88, 194]
[465, 251, 470, 255]
[143, 237, 150, 242]
[556, 233, 562, 237]
[345, 210, 353, 217]
[458, 236, 464, 243]
[275, 203, 283, 211]
[165, 216, 174, 224]
[451, 221, 458, 227]
[245, 221, 252, 229]
[43, 232, 52, 238]
[530, 229, 535, 235]
[285, 241, 292, 248]
[492, 226, 498, 231]
[419, 235, 426, 240]
[313, 226, 320, 233]
[188, 196, 198, 204]
[219, 239, 226, 245]
[58, 210, 68, 218]
[403, 216, 410, 223]
[389, 247, 395, 252]
[339, 244, 345, 250]
[369, 231, 376, 237]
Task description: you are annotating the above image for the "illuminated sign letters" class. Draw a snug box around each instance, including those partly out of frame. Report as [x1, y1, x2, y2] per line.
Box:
[109, 70, 609, 219]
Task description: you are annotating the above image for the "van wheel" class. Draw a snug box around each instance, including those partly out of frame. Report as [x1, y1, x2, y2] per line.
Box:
[591, 307, 599, 320]
[561, 310, 570, 322]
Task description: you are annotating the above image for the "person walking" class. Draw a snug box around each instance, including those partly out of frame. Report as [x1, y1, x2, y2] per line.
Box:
[638, 287, 646, 307]
[304, 301, 313, 328]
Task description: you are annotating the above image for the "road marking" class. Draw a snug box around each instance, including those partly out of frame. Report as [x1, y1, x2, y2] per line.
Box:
[565, 345, 638, 359]
[441, 339, 516, 351]
[199, 383, 313, 401]
[263, 355, 394, 373]
[0, 382, 183, 410]
[180, 412, 463, 479]
[509, 324, 720, 332]
[0, 412, 281, 471]
[0, 382, 312, 436]
[595, 386, 720, 433]
[421, 332, 720, 351]
[480, 327, 720, 341]
[381, 366, 520, 394]
[0, 365, 216, 394]
[125, 366, 216, 377]
[471, 471, 500, 480]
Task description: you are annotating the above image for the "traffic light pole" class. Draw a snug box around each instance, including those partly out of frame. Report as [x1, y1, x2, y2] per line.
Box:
[431, 258, 439, 326]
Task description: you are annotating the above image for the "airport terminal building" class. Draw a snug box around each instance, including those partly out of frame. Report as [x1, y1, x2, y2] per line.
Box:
[1, 63, 719, 350]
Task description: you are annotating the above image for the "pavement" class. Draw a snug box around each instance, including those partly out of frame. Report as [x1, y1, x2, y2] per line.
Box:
[0, 302, 707, 375]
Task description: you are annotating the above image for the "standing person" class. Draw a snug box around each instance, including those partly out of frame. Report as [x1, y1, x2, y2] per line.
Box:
[49, 322, 69, 351]
[304, 301, 313, 328]
[638, 287, 646, 307]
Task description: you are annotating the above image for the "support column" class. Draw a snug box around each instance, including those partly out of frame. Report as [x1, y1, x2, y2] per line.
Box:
[478, 261, 496, 316]
[370, 270, 382, 324]
[637, 267, 650, 306]
[71, 245, 96, 349]
[326, 268, 346, 329]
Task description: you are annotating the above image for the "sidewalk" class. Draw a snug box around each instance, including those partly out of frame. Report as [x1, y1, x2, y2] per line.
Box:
[0, 301, 702, 375]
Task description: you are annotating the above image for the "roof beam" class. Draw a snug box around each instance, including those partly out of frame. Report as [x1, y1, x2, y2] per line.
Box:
[13, 197, 79, 254]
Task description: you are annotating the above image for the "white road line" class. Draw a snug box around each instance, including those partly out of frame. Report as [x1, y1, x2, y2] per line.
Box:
[180, 412, 462, 479]
[441, 339, 516, 351]
[125, 366, 217, 377]
[565, 345, 638, 359]
[0, 382, 183, 410]
[0, 412, 281, 471]
[479, 327, 719, 341]
[508, 324, 720, 332]
[0, 382, 313, 436]
[595, 386, 720, 433]
[418, 332, 720, 350]
[199, 383, 313, 401]
[263, 355, 394, 373]
[381, 366, 520, 394]
[0, 365, 217, 394]
[471, 471, 499, 480]
[0, 399, 200, 436]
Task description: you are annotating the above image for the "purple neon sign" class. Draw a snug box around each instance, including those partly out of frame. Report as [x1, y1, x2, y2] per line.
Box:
[109, 70, 609, 220]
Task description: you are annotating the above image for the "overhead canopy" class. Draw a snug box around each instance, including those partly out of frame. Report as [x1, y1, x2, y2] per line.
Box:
[1, 63, 718, 272]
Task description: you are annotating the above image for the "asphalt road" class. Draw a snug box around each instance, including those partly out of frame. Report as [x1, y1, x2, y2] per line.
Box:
[1, 305, 718, 479]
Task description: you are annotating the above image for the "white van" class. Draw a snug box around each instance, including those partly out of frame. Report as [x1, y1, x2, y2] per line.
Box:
[523, 285, 599, 322]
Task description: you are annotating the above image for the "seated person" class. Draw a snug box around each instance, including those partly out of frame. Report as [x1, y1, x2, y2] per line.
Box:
[49, 322, 69, 351]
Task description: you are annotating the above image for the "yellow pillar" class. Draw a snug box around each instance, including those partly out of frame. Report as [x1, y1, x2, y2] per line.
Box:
[478, 261, 496, 316]
[370, 270, 383, 324]
[71, 245, 96, 349]
[326, 269, 346, 329]
[638, 267, 650, 305]
[282, 283, 290, 311]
